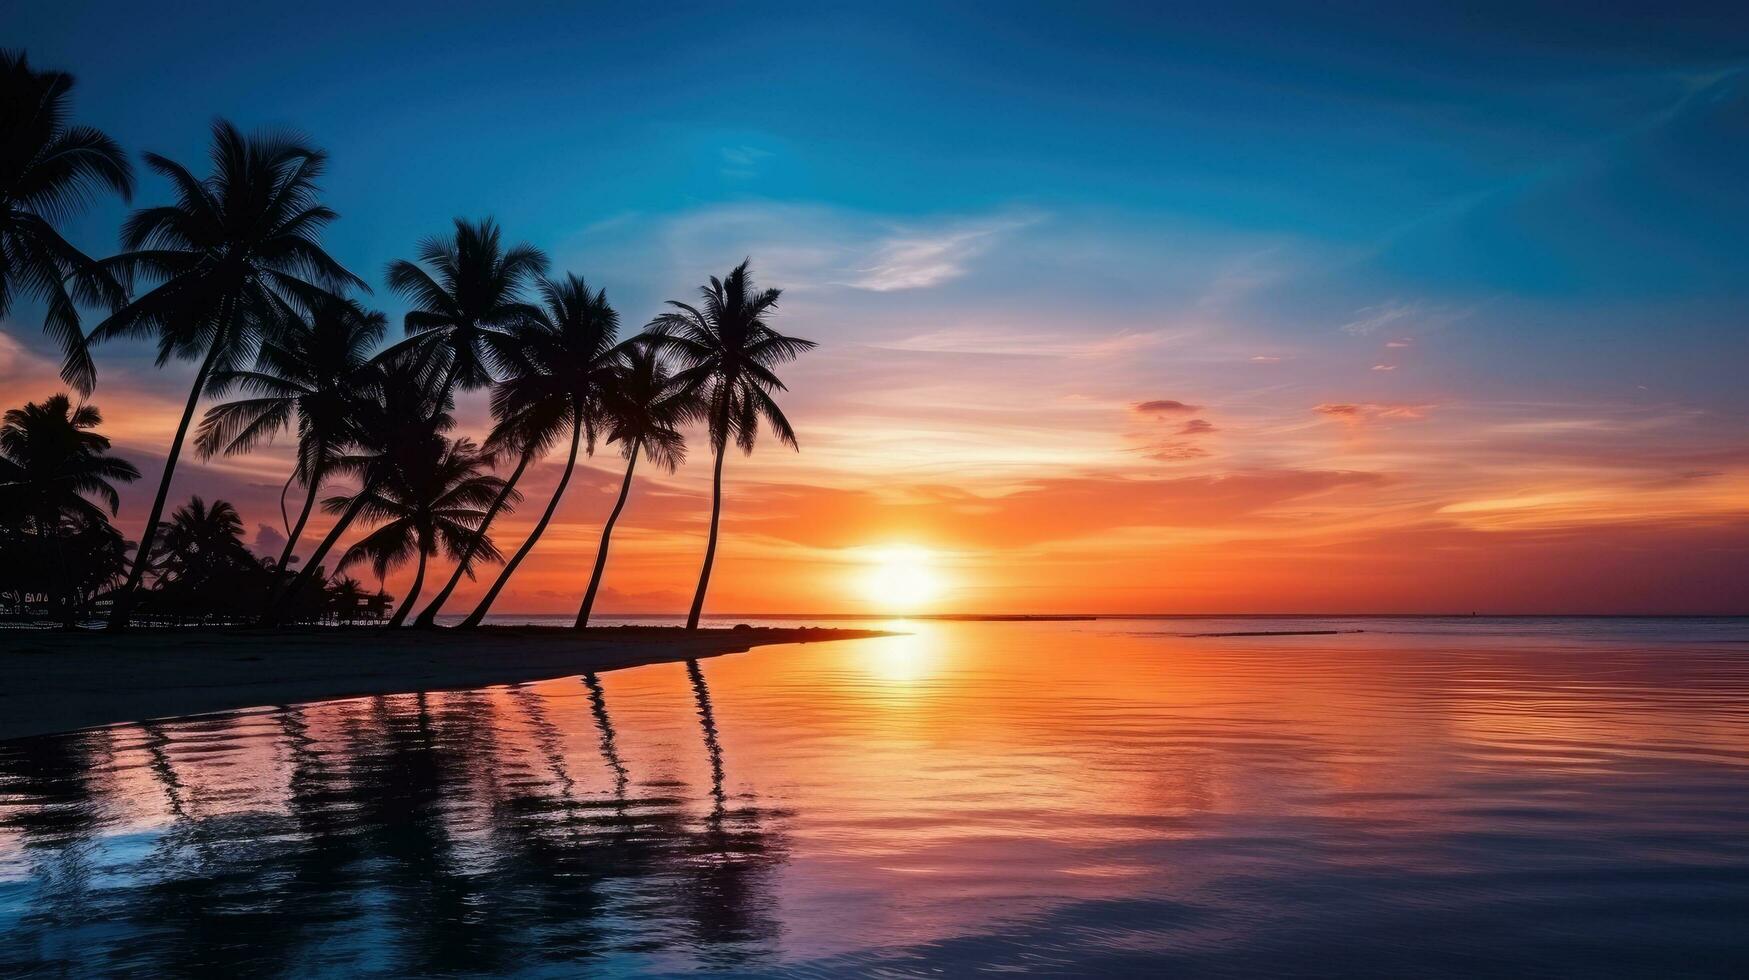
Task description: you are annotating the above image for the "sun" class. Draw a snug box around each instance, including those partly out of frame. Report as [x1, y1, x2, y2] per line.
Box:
[859, 546, 944, 613]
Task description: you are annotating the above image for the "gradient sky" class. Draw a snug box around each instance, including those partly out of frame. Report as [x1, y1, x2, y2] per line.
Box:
[7, 2, 1749, 614]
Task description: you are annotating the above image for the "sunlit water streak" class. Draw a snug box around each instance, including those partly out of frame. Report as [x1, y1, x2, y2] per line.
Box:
[3, 618, 1748, 976]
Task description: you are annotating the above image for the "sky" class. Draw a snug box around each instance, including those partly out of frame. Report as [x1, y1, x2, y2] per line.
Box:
[7, 1, 1749, 614]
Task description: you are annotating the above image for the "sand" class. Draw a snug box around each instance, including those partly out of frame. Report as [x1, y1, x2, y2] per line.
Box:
[0, 625, 886, 740]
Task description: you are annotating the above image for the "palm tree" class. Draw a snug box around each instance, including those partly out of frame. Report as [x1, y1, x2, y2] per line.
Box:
[148, 496, 253, 587]
[141, 496, 265, 623]
[266, 354, 454, 620]
[385, 217, 546, 398]
[90, 121, 364, 629]
[327, 575, 365, 624]
[194, 296, 384, 582]
[456, 275, 622, 629]
[0, 50, 133, 395]
[0, 394, 140, 626]
[575, 342, 692, 628]
[334, 436, 505, 628]
[406, 431, 528, 628]
[646, 260, 814, 629]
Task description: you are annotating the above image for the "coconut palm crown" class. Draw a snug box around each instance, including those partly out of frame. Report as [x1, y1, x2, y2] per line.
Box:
[195, 296, 385, 575]
[385, 216, 547, 396]
[0, 50, 134, 394]
[333, 435, 505, 628]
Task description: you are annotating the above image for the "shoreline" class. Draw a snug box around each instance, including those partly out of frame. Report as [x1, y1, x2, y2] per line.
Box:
[0, 626, 888, 741]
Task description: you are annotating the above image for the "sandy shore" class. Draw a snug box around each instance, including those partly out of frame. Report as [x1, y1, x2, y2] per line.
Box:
[0, 626, 886, 740]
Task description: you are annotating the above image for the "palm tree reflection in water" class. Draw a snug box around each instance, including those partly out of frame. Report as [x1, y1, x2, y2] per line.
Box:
[0, 669, 789, 975]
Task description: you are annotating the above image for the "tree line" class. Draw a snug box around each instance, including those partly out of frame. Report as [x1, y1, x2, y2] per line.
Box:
[0, 50, 813, 630]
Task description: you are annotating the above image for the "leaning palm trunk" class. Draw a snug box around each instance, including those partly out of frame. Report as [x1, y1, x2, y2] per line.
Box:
[263, 489, 369, 623]
[107, 343, 222, 630]
[387, 546, 428, 628]
[575, 439, 639, 628]
[411, 448, 532, 628]
[684, 440, 727, 631]
[274, 473, 322, 581]
[459, 414, 582, 629]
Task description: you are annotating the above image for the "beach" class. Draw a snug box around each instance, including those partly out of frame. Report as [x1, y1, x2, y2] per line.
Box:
[0, 625, 885, 739]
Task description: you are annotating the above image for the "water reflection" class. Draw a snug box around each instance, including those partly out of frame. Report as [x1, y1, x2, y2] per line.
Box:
[3, 619, 1749, 976]
[0, 665, 786, 976]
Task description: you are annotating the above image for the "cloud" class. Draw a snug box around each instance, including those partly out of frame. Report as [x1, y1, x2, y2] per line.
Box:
[1250, 355, 1284, 363]
[1340, 301, 1473, 336]
[253, 523, 287, 558]
[580, 203, 1039, 297]
[1146, 443, 1211, 462]
[1371, 363, 1397, 371]
[1135, 399, 1201, 414]
[877, 326, 1169, 359]
[1385, 338, 1412, 348]
[1178, 418, 1217, 435]
[724, 469, 1390, 550]
[850, 215, 1038, 291]
[719, 144, 773, 178]
[0, 328, 64, 390]
[1314, 402, 1436, 423]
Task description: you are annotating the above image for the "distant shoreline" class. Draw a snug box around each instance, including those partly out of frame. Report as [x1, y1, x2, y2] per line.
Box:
[0, 626, 887, 741]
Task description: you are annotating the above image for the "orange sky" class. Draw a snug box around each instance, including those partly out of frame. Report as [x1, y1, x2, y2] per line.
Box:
[5, 307, 1744, 615]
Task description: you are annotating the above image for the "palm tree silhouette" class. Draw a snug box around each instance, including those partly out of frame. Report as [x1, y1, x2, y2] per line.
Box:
[0, 50, 133, 395]
[327, 575, 366, 625]
[195, 296, 385, 583]
[457, 275, 621, 629]
[267, 355, 454, 620]
[647, 260, 814, 629]
[90, 122, 364, 629]
[0, 394, 140, 626]
[385, 217, 546, 397]
[335, 436, 506, 627]
[148, 496, 253, 586]
[575, 342, 692, 628]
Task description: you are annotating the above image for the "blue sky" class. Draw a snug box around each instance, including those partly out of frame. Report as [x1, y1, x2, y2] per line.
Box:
[8, 2, 1749, 612]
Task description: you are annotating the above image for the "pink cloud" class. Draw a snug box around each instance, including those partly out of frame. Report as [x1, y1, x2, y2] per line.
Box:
[1314, 402, 1436, 424]
[1135, 399, 1201, 414]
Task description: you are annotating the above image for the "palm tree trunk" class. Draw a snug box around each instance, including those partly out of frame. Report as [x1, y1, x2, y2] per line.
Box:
[274, 474, 321, 578]
[388, 546, 427, 628]
[459, 412, 582, 629]
[106, 342, 221, 630]
[263, 489, 368, 623]
[575, 440, 639, 628]
[278, 468, 296, 535]
[412, 448, 533, 628]
[685, 442, 727, 631]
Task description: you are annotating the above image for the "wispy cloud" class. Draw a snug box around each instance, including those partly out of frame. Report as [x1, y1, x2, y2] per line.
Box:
[1314, 402, 1437, 424]
[1339, 301, 1420, 336]
[1135, 399, 1201, 415]
[719, 144, 773, 178]
[877, 326, 1171, 358]
[850, 214, 1038, 291]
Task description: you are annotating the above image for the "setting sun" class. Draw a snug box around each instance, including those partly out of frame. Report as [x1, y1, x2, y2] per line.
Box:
[859, 546, 945, 613]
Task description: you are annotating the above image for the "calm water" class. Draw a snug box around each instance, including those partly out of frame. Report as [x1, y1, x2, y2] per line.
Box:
[3, 617, 1748, 977]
